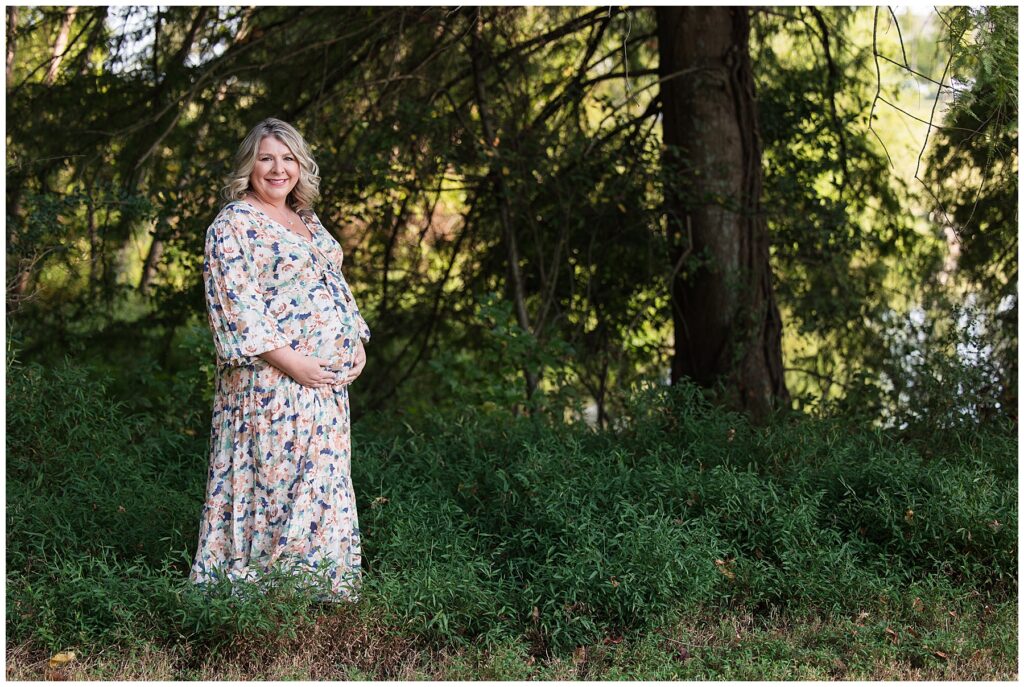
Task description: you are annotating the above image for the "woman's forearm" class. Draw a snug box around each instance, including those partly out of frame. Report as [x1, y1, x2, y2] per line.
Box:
[259, 344, 305, 377]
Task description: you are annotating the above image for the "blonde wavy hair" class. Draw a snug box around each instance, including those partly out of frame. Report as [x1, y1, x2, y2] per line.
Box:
[221, 118, 321, 215]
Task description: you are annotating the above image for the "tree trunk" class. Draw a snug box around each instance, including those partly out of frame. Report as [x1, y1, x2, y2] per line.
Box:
[6, 6, 17, 87]
[657, 7, 789, 423]
[138, 235, 162, 294]
[45, 6, 77, 85]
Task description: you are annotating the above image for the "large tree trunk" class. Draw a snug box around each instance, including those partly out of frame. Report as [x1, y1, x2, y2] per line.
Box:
[6, 6, 17, 87]
[657, 7, 789, 423]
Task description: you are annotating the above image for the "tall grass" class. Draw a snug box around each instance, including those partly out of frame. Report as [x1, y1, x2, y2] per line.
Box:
[355, 382, 1016, 651]
[6, 350, 1016, 656]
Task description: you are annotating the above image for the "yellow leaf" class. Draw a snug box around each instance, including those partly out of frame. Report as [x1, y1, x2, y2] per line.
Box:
[714, 559, 736, 580]
[48, 651, 76, 668]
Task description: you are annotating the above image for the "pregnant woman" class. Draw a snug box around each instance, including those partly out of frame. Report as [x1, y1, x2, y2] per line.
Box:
[189, 117, 370, 602]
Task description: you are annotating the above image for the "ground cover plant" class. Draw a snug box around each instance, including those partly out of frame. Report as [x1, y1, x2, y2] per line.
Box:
[6, 349, 1016, 679]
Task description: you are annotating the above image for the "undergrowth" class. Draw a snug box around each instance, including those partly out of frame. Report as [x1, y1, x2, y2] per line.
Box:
[6, 349, 1017, 660]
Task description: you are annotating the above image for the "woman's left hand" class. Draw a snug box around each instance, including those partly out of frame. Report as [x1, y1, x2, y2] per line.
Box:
[334, 339, 367, 387]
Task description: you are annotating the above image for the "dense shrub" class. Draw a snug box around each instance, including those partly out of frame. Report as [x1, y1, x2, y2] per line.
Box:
[6, 356, 326, 651]
[6, 351, 1017, 654]
[354, 382, 1017, 651]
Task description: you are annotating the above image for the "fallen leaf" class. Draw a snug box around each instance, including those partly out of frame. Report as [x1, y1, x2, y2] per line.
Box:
[531, 606, 540, 624]
[884, 626, 898, 643]
[912, 597, 924, 612]
[48, 651, 76, 668]
[573, 646, 587, 663]
[904, 508, 914, 522]
[714, 559, 736, 580]
[932, 649, 949, 660]
[905, 625, 920, 638]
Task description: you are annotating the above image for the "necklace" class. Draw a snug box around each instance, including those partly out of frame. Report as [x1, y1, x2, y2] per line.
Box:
[247, 193, 295, 226]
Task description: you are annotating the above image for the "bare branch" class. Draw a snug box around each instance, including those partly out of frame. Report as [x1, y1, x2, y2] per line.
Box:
[887, 6, 910, 68]
[868, 8, 895, 169]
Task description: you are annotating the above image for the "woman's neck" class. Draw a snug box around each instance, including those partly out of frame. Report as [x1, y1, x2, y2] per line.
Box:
[247, 191, 288, 212]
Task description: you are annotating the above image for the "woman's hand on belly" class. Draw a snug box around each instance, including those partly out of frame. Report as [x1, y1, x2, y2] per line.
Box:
[333, 339, 367, 388]
[259, 345, 339, 388]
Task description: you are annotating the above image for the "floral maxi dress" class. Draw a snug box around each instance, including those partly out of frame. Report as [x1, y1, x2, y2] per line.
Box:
[189, 200, 371, 601]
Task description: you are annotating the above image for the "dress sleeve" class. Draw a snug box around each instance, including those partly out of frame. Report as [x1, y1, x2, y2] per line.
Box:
[203, 212, 292, 365]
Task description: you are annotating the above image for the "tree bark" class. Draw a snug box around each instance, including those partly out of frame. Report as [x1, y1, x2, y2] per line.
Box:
[657, 7, 789, 423]
[45, 6, 78, 85]
[6, 6, 17, 87]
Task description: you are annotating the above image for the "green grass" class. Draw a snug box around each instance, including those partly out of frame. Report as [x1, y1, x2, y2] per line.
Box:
[5, 353, 1017, 679]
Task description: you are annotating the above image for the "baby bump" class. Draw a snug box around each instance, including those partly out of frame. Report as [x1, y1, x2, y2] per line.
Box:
[268, 288, 358, 373]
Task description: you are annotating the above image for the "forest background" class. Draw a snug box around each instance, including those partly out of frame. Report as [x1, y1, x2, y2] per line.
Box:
[5, 5, 1019, 680]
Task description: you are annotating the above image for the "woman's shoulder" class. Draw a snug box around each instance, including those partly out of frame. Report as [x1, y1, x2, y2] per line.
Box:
[299, 205, 323, 225]
[302, 207, 336, 240]
[215, 199, 257, 222]
[207, 200, 260, 236]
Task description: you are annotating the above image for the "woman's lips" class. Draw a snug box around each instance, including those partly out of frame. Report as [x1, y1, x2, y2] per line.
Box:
[266, 178, 289, 186]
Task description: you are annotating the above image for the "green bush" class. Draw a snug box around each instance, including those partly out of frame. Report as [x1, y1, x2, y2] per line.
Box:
[6, 347, 1016, 655]
[353, 382, 1016, 651]
[6, 355, 325, 651]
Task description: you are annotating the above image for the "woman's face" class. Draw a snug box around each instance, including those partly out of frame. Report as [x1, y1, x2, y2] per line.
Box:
[248, 135, 300, 204]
